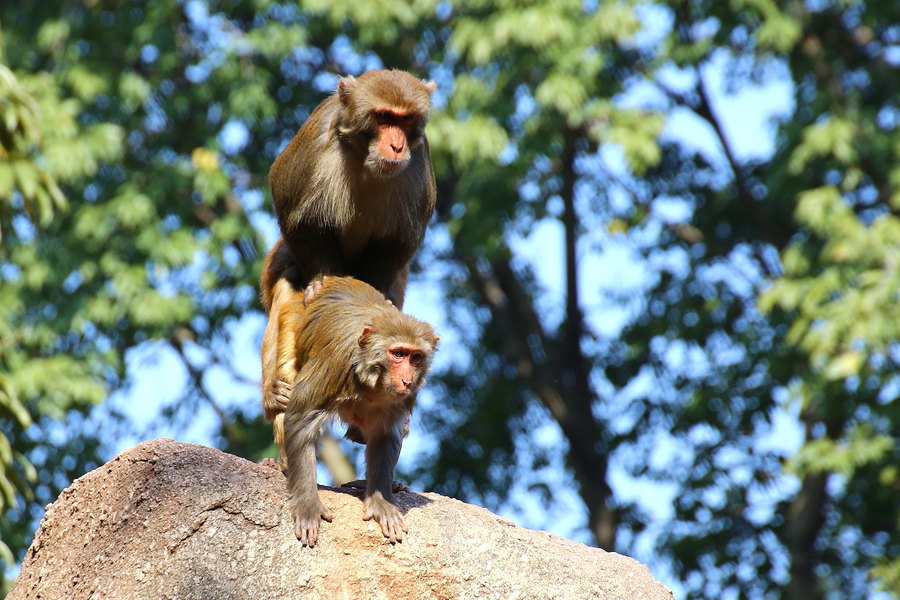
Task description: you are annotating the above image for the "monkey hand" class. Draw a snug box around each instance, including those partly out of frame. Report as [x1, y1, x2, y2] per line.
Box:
[292, 499, 334, 547]
[363, 492, 408, 543]
[303, 276, 328, 306]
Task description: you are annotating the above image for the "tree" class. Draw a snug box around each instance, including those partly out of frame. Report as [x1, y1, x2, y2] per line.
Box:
[2, 1, 898, 599]
[0, 1, 271, 589]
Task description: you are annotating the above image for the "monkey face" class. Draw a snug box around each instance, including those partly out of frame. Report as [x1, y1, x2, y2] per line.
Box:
[386, 344, 427, 396]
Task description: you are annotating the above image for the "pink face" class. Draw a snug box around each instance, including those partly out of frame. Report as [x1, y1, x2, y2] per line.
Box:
[387, 344, 426, 396]
[374, 109, 419, 162]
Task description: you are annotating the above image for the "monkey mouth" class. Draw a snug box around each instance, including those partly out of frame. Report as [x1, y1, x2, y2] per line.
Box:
[369, 158, 409, 178]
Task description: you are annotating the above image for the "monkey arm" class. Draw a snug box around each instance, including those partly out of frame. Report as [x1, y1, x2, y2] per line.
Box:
[284, 403, 334, 547]
[362, 428, 408, 543]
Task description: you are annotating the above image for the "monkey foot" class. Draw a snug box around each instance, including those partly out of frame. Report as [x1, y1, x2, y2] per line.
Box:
[272, 378, 293, 410]
[363, 494, 408, 543]
[292, 503, 334, 547]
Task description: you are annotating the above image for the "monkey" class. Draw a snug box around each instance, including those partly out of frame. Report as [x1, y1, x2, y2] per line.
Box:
[279, 276, 439, 547]
[269, 69, 436, 301]
[261, 69, 437, 460]
[264, 273, 414, 470]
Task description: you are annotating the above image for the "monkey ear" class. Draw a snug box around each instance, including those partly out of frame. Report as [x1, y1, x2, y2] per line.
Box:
[432, 334, 441, 349]
[338, 76, 357, 106]
[423, 80, 437, 94]
[358, 327, 374, 348]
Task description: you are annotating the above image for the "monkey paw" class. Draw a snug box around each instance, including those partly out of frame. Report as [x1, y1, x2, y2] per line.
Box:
[363, 495, 408, 543]
[292, 501, 334, 547]
[272, 378, 293, 410]
[303, 276, 328, 306]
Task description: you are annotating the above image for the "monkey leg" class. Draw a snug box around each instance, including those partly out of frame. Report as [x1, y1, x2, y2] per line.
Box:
[259, 236, 300, 313]
[284, 407, 333, 547]
[361, 430, 408, 543]
[261, 277, 298, 420]
[386, 263, 409, 309]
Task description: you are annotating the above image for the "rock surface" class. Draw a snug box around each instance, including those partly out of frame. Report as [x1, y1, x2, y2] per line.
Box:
[9, 438, 673, 600]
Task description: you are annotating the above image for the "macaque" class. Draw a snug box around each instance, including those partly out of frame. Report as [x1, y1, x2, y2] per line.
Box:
[269, 69, 436, 301]
[280, 276, 439, 547]
[261, 69, 437, 451]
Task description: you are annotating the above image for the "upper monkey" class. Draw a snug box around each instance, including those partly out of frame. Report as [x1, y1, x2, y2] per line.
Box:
[266, 69, 437, 306]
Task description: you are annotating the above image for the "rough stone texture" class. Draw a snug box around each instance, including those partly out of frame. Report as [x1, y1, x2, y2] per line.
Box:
[9, 438, 673, 600]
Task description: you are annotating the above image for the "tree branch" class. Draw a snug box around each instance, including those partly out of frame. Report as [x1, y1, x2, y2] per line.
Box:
[168, 330, 245, 448]
[653, 73, 792, 249]
[459, 247, 617, 549]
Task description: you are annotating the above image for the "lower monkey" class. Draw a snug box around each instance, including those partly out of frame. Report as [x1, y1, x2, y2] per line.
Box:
[280, 276, 439, 546]
[259, 241, 409, 467]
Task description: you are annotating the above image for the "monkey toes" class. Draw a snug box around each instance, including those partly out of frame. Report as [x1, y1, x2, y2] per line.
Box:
[363, 495, 408, 543]
[292, 502, 334, 547]
[272, 378, 292, 409]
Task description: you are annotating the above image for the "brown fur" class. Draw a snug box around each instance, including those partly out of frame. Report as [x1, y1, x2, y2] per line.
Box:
[261, 70, 435, 452]
[280, 276, 439, 547]
[268, 69, 435, 295]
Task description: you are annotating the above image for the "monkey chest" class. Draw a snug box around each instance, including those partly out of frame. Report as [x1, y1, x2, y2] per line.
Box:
[336, 393, 405, 434]
[337, 213, 401, 257]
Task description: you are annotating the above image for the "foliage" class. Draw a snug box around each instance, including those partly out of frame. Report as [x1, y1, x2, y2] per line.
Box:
[0, 0, 270, 587]
[2, 1, 899, 599]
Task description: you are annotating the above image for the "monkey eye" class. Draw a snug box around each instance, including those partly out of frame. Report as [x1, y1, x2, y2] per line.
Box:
[409, 352, 424, 366]
[374, 109, 394, 124]
[390, 348, 407, 359]
[374, 110, 415, 127]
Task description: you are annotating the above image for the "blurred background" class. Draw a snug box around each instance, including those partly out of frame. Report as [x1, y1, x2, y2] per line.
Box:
[1, 0, 899, 598]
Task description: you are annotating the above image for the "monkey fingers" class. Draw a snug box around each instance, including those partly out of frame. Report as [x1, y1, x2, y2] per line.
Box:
[292, 500, 334, 547]
[363, 495, 408, 543]
[303, 276, 328, 306]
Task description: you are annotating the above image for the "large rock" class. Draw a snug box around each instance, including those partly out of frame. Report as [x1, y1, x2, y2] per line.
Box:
[9, 438, 673, 600]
